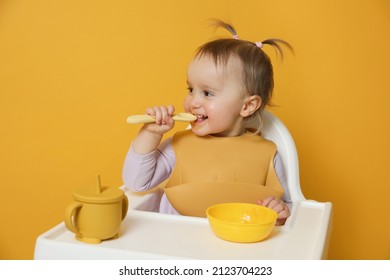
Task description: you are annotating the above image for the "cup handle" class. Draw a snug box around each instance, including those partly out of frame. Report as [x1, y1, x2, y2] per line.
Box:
[121, 195, 129, 221]
[64, 202, 83, 234]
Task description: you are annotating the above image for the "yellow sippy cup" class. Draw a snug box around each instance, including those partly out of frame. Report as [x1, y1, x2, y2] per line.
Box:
[65, 175, 128, 244]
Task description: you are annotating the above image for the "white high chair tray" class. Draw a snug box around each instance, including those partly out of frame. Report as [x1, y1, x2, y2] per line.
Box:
[34, 198, 332, 260]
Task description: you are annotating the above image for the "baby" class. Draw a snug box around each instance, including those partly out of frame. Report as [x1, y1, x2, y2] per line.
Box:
[123, 20, 293, 225]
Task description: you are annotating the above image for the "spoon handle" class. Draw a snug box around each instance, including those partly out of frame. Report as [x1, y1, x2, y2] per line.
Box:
[127, 113, 196, 124]
[126, 115, 155, 124]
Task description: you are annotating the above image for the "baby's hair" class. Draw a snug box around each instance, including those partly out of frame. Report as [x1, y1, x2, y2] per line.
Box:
[195, 19, 294, 133]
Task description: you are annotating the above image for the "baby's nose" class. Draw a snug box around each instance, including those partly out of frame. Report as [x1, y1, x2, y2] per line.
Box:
[190, 93, 202, 108]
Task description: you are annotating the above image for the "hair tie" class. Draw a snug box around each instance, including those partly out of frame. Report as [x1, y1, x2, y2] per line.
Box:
[255, 42, 263, 48]
[233, 35, 239, 39]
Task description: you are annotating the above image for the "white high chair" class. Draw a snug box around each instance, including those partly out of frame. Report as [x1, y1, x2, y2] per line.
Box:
[34, 110, 333, 259]
[261, 110, 306, 202]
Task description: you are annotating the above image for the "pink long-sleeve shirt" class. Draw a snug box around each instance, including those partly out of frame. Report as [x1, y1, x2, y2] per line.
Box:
[122, 137, 290, 215]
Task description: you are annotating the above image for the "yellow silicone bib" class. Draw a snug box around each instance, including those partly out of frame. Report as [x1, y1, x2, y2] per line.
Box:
[163, 131, 284, 217]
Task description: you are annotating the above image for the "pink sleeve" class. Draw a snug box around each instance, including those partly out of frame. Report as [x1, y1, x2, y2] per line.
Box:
[122, 138, 175, 192]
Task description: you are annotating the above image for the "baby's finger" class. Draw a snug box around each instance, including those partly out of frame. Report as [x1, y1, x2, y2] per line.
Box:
[145, 106, 156, 117]
[275, 207, 290, 226]
[145, 106, 160, 122]
[159, 106, 170, 125]
[271, 203, 285, 214]
[277, 208, 290, 220]
[259, 196, 275, 207]
[275, 217, 287, 226]
[267, 199, 282, 210]
[152, 106, 163, 125]
[167, 105, 175, 117]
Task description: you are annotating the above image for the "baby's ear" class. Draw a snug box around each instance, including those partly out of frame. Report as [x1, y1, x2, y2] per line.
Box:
[240, 95, 261, 117]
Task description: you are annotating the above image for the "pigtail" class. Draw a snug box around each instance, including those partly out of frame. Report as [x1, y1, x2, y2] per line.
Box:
[209, 19, 238, 38]
[210, 19, 294, 60]
[261, 39, 295, 60]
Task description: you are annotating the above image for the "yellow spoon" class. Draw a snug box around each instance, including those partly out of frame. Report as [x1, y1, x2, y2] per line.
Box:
[127, 113, 197, 124]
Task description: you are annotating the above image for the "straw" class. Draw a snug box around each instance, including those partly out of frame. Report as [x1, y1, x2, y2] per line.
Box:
[96, 174, 102, 194]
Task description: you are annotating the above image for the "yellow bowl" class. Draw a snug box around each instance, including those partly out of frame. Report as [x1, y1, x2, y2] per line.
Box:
[206, 203, 277, 243]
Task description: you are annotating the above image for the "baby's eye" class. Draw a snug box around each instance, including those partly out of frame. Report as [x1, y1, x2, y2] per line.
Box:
[203, 91, 214, 97]
[187, 87, 194, 94]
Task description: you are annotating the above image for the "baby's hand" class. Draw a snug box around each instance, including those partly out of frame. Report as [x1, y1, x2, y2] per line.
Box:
[258, 196, 290, 226]
[143, 105, 176, 134]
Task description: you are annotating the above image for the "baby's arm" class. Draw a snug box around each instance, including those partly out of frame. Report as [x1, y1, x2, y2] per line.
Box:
[122, 138, 175, 192]
[123, 105, 177, 191]
[132, 105, 176, 155]
[258, 152, 291, 225]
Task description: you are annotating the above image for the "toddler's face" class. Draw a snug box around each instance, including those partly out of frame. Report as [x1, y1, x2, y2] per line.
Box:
[184, 54, 247, 137]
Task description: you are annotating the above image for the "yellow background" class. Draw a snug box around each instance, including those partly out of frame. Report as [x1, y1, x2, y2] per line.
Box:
[0, 0, 389, 259]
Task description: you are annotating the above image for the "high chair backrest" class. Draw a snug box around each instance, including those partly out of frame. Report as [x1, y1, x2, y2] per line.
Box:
[261, 111, 306, 201]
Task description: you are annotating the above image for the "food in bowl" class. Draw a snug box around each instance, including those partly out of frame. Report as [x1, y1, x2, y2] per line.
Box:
[206, 203, 278, 243]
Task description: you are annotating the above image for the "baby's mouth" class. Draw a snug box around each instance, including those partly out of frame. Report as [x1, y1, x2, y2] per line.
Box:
[196, 114, 208, 121]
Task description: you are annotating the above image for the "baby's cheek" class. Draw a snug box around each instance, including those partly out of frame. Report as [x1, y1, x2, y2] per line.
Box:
[183, 96, 191, 111]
